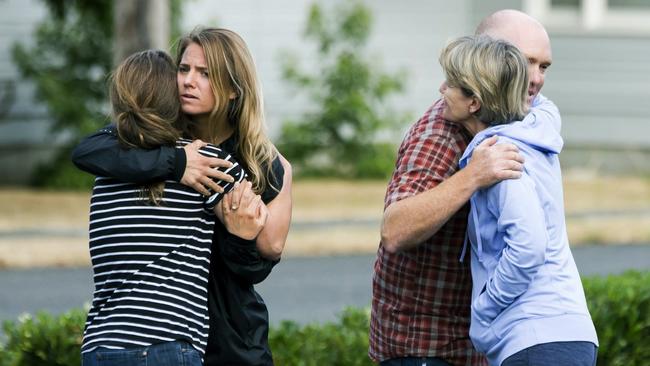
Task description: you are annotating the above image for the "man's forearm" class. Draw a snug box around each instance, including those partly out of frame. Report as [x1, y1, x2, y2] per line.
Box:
[381, 168, 479, 253]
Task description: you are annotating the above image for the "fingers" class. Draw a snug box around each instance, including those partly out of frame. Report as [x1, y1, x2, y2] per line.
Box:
[189, 139, 208, 149]
[492, 144, 524, 166]
[497, 151, 524, 166]
[222, 189, 232, 216]
[497, 169, 523, 180]
[476, 139, 524, 164]
[229, 182, 243, 210]
[257, 201, 269, 226]
[237, 182, 256, 210]
[184, 139, 207, 155]
[230, 180, 256, 210]
[191, 181, 210, 196]
[477, 135, 498, 148]
[469, 138, 528, 188]
[205, 156, 233, 169]
[197, 154, 233, 181]
[200, 177, 224, 194]
[492, 142, 518, 153]
[204, 167, 235, 183]
[182, 140, 237, 197]
[507, 159, 524, 172]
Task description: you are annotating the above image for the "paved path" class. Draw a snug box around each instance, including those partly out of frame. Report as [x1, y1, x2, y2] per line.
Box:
[1, 244, 648, 326]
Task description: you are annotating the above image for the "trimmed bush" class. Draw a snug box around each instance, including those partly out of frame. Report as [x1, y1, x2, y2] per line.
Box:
[0, 271, 647, 365]
[0, 308, 86, 366]
[269, 307, 373, 366]
[583, 270, 650, 366]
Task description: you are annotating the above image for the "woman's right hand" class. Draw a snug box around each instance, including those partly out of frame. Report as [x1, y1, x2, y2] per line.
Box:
[181, 139, 235, 195]
[216, 181, 269, 240]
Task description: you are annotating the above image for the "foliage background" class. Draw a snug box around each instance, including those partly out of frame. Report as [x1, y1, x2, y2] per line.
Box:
[277, 2, 409, 179]
[11, 0, 183, 189]
[11, 0, 112, 189]
[10, 0, 407, 187]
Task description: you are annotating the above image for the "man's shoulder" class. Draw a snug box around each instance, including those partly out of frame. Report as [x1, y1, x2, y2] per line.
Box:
[403, 99, 468, 147]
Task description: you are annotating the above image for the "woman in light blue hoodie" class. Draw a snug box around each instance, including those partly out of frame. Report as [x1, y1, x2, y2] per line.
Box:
[437, 36, 598, 366]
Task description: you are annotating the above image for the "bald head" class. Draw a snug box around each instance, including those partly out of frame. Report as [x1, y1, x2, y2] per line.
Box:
[476, 9, 552, 104]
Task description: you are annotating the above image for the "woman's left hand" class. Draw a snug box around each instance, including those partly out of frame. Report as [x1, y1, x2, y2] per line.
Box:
[216, 181, 269, 240]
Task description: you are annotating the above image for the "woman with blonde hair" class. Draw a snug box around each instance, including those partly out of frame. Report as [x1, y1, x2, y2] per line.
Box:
[437, 35, 598, 366]
[74, 28, 292, 365]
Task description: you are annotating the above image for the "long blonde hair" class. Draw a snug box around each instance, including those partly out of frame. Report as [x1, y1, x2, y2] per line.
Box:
[176, 27, 278, 194]
[439, 35, 529, 125]
[110, 49, 184, 203]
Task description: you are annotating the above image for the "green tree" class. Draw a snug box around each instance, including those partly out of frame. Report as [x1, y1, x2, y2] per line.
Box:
[12, 0, 113, 188]
[11, 0, 182, 189]
[277, 2, 409, 179]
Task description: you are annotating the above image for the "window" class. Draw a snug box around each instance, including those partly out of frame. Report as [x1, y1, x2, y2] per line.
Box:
[609, 0, 650, 8]
[551, 0, 579, 6]
[524, 0, 650, 34]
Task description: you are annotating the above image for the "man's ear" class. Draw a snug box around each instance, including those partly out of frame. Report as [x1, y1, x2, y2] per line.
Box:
[469, 96, 481, 114]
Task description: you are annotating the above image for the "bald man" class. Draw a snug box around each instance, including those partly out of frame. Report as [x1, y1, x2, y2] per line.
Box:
[470, 10, 598, 366]
[370, 10, 560, 366]
[476, 9, 552, 107]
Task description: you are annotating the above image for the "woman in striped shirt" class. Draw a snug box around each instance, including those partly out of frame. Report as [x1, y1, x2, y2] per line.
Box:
[80, 49, 252, 365]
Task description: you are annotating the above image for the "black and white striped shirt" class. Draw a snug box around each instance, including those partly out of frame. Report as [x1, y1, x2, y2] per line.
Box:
[81, 140, 245, 356]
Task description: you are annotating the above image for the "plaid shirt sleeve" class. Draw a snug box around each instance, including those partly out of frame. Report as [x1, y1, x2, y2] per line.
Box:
[385, 100, 464, 208]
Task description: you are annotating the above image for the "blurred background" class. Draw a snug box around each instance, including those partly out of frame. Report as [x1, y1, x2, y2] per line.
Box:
[0, 0, 649, 364]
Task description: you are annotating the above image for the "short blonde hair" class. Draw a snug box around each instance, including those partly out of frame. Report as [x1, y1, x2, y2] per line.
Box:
[439, 35, 529, 125]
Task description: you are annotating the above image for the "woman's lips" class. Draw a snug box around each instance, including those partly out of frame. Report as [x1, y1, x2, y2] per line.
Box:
[181, 94, 198, 101]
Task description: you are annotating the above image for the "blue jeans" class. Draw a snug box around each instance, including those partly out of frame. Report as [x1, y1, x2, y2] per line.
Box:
[82, 341, 202, 366]
[380, 357, 452, 366]
[501, 341, 597, 366]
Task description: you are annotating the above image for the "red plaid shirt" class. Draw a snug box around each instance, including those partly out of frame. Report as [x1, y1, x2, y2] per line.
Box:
[369, 99, 487, 365]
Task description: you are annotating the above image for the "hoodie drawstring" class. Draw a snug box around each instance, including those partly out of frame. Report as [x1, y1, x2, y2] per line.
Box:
[473, 198, 484, 261]
[460, 230, 468, 262]
[460, 196, 484, 263]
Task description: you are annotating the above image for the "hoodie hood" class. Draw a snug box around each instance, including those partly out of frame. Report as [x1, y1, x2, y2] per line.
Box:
[458, 94, 563, 264]
[459, 94, 563, 170]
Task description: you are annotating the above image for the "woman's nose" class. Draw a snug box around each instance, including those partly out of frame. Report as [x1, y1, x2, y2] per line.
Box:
[183, 72, 195, 87]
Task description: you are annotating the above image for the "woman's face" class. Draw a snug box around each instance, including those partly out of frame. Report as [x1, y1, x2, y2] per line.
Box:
[439, 80, 475, 123]
[177, 42, 216, 119]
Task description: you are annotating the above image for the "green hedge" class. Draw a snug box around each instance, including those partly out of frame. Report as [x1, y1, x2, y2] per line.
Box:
[582, 270, 650, 366]
[0, 309, 86, 366]
[0, 271, 648, 366]
[269, 307, 372, 366]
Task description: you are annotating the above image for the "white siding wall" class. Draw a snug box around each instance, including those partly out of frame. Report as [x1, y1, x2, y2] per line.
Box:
[181, 0, 473, 139]
[0, 0, 57, 184]
[544, 35, 650, 148]
[542, 34, 650, 173]
[2, 0, 649, 183]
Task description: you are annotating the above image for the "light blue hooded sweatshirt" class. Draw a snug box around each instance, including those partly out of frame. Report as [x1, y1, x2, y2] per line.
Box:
[458, 94, 598, 366]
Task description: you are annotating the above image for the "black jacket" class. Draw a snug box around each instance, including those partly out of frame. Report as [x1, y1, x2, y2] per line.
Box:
[72, 126, 284, 365]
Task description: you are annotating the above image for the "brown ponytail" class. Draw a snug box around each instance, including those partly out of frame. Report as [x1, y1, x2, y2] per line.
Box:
[109, 50, 184, 204]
